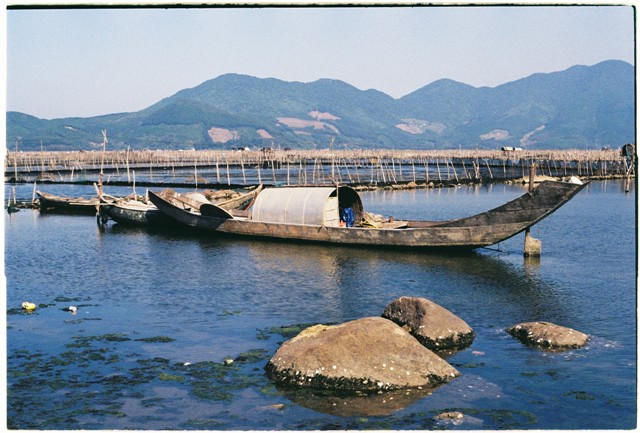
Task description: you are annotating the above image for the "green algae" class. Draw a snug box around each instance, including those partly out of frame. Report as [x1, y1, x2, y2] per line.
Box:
[67, 333, 131, 348]
[98, 333, 131, 342]
[183, 418, 228, 429]
[256, 322, 323, 340]
[158, 372, 184, 382]
[54, 296, 90, 303]
[134, 336, 175, 343]
[452, 362, 486, 369]
[565, 390, 596, 400]
[221, 310, 242, 316]
[8, 322, 274, 429]
[234, 348, 270, 364]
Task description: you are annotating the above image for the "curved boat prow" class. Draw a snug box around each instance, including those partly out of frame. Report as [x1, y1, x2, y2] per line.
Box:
[430, 180, 589, 245]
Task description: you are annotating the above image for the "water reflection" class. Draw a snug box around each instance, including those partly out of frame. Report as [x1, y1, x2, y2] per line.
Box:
[279, 385, 438, 417]
[102, 222, 578, 326]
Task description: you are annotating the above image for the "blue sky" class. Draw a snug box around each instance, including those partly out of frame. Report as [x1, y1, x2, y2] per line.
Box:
[5, 5, 635, 119]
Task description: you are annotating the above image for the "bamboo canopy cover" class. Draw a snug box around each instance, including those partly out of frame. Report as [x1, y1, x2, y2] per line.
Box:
[251, 186, 364, 227]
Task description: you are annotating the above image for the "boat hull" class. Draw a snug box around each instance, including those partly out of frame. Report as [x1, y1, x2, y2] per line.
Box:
[103, 202, 174, 227]
[37, 191, 101, 215]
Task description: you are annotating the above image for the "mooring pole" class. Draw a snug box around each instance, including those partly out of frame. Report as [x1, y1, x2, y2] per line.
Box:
[524, 162, 541, 257]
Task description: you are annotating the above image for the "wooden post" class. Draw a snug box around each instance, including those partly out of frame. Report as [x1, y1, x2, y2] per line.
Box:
[132, 170, 137, 197]
[485, 159, 493, 180]
[194, 159, 198, 190]
[98, 130, 107, 198]
[126, 146, 131, 183]
[257, 160, 262, 184]
[240, 155, 246, 185]
[14, 139, 19, 180]
[451, 159, 459, 183]
[271, 158, 277, 184]
[524, 163, 541, 257]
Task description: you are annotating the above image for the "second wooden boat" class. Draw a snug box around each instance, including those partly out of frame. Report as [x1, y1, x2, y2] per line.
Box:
[103, 185, 263, 227]
[37, 190, 103, 214]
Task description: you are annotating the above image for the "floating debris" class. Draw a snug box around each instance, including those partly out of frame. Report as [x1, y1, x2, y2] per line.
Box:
[21, 302, 36, 311]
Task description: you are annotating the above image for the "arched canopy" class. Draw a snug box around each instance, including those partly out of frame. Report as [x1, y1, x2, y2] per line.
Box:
[251, 186, 364, 227]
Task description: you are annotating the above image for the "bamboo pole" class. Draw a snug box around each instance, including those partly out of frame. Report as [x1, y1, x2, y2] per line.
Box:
[240, 155, 246, 185]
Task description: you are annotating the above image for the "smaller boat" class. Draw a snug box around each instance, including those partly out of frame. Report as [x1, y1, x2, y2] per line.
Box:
[101, 196, 173, 227]
[36, 190, 104, 214]
[102, 185, 262, 227]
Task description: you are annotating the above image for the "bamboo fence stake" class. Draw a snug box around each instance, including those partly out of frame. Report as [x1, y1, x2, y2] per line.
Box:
[451, 159, 459, 182]
[241, 155, 246, 185]
[271, 159, 277, 184]
[126, 146, 131, 183]
[257, 161, 262, 184]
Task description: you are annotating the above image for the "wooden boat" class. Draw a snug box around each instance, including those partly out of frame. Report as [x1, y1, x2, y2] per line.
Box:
[101, 197, 173, 227]
[37, 190, 103, 214]
[103, 185, 262, 227]
[148, 180, 588, 250]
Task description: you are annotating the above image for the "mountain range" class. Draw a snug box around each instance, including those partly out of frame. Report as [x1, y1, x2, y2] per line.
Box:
[7, 60, 634, 151]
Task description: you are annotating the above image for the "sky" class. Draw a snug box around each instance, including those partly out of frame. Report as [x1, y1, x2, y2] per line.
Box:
[4, 4, 636, 120]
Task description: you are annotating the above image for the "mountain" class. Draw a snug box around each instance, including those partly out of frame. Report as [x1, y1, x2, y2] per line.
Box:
[6, 60, 634, 151]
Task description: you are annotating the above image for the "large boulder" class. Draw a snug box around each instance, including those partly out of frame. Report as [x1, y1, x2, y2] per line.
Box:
[382, 296, 475, 350]
[507, 321, 589, 350]
[265, 317, 459, 391]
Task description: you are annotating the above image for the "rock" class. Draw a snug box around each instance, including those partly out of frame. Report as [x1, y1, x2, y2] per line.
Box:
[265, 317, 459, 391]
[435, 411, 464, 420]
[507, 321, 589, 350]
[382, 297, 475, 351]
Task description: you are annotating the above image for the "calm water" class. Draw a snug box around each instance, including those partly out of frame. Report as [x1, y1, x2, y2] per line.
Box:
[5, 180, 637, 430]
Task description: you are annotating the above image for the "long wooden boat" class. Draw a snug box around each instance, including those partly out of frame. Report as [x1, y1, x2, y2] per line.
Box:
[37, 190, 103, 214]
[148, 180, 587, 250]
[103, 185, 262, 227]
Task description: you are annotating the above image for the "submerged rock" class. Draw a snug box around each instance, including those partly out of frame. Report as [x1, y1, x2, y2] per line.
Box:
[265, 317, 459, 391]
[382, 296, 475, 350]
[507, 321, 589, 350]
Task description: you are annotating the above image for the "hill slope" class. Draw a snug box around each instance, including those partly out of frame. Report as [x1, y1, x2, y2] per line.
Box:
[7, 60, 634, 151]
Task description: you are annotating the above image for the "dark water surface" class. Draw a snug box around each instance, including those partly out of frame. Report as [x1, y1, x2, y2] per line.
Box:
[5, 180, 636, 429]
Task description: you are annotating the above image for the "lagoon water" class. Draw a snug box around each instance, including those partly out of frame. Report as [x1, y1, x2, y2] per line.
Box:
[5, 180, 637, 429]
